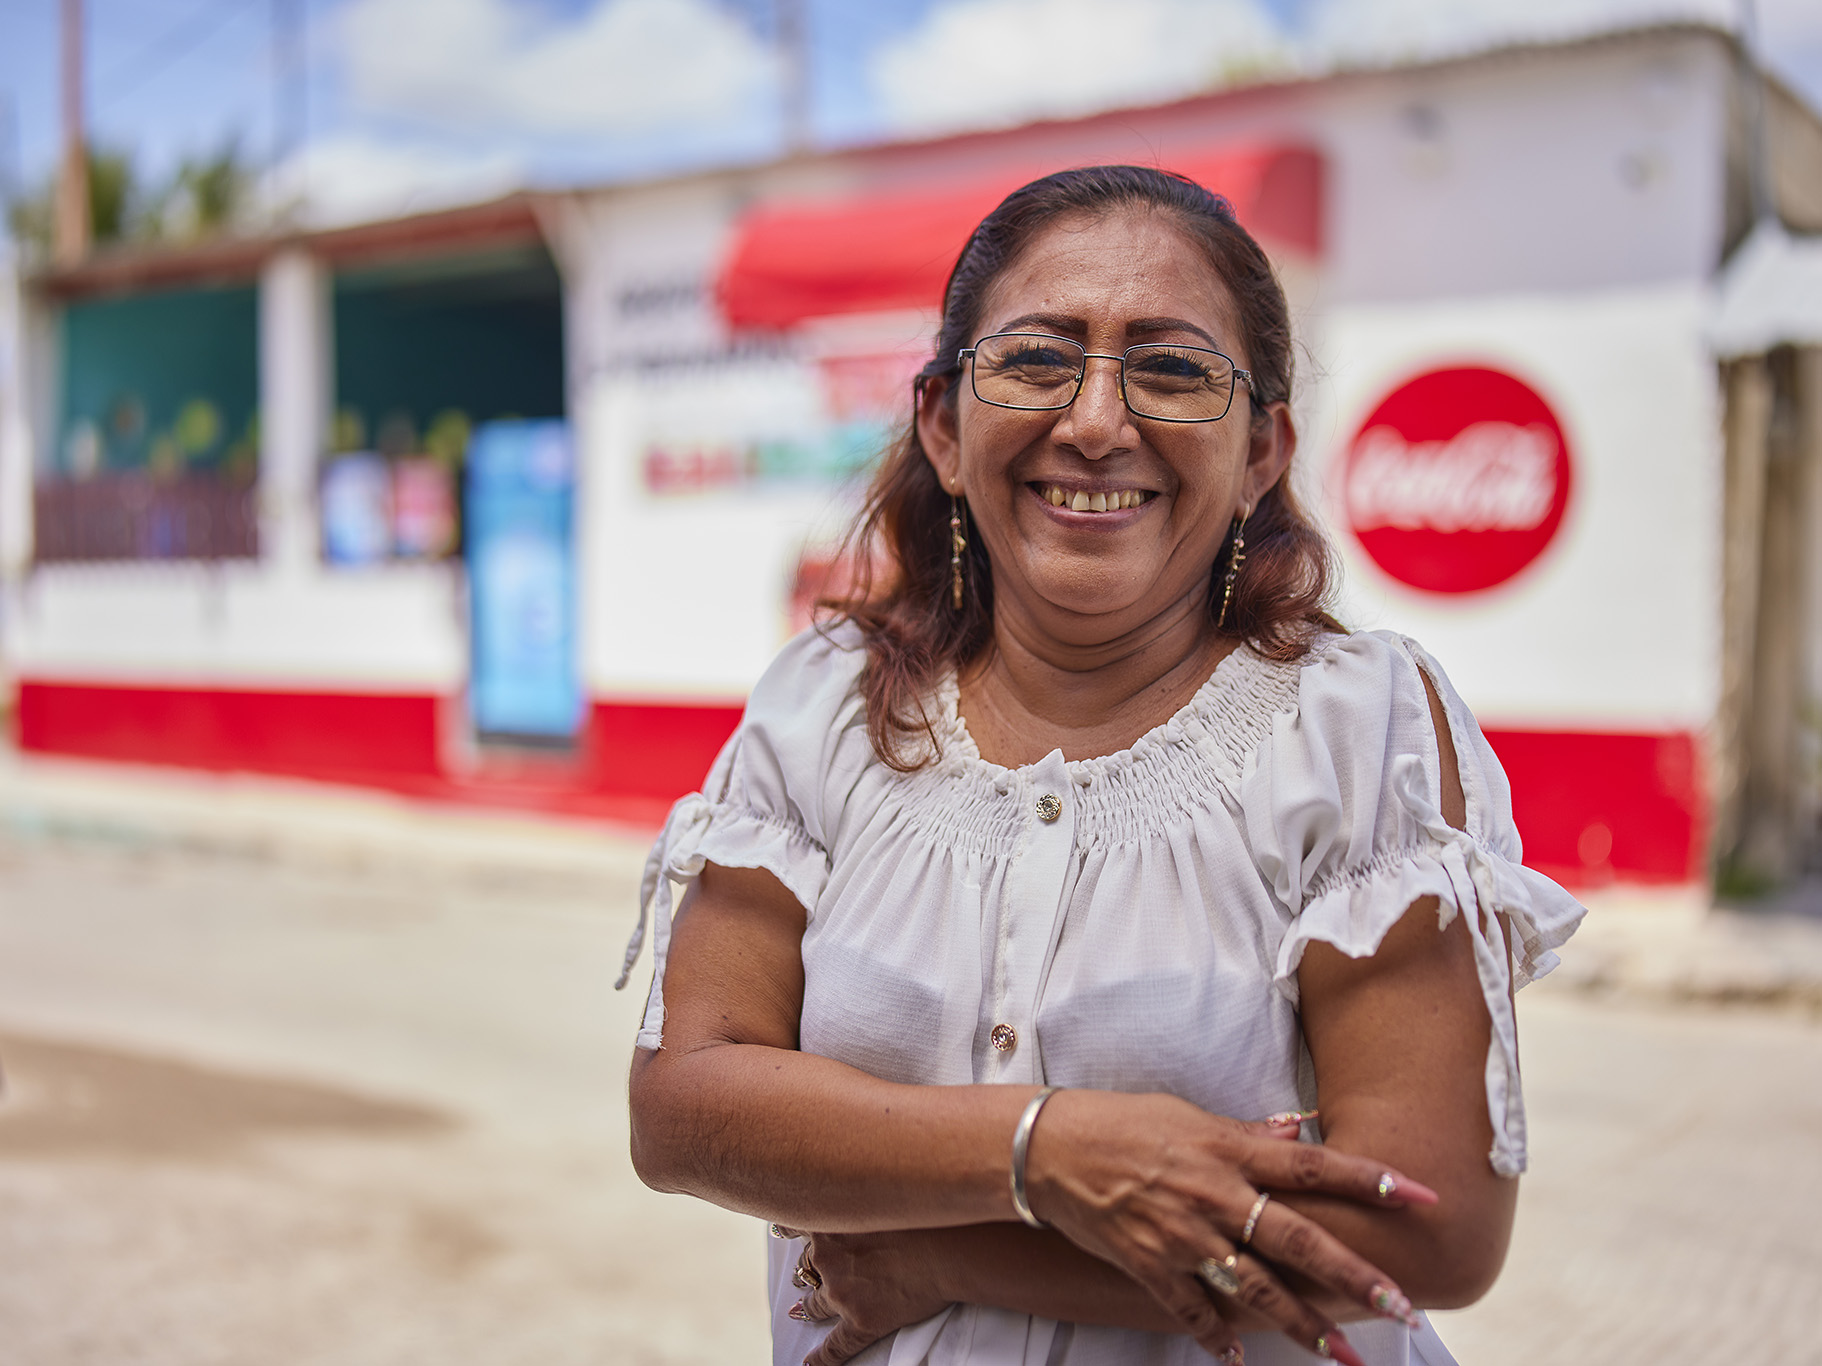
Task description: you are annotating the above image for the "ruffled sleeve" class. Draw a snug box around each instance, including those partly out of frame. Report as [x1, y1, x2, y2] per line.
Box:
[1243, 631, 1585, 1177]
[614, 625, 867, 1050]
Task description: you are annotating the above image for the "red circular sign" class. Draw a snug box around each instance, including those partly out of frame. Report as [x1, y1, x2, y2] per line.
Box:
[1340, 366, 1573, 594]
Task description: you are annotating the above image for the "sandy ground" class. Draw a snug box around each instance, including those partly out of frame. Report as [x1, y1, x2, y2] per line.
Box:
[0, 828, 772, 1366]
[0, 806, 1819, 1364]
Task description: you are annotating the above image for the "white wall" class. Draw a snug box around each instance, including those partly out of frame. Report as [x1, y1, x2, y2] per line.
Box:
[8, 558, 466, 690]
[1304, 280, 1722, 731]
[1311, 33, 1732, 304]
[557, 184, 905, 701]
[574, 372, 860, 702]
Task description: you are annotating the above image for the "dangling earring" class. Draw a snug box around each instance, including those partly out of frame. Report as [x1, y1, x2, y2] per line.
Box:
[950, 494, 967, 610]
[1217, 508, 1248, 630]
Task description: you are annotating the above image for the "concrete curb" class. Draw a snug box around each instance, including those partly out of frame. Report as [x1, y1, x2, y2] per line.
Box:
[0, 746, 653, 888]
[1539, 885, 1822, 1017]
[7, 746, 1822, 1013]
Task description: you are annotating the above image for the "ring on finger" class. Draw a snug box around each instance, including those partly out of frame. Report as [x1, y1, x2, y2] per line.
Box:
[1238, 1192, 1271, 1248]
[792, 1255, 822, 1290]
[1196, 1252, 1243, 1298]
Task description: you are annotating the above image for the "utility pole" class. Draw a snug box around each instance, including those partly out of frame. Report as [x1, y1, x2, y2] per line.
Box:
[55, 0, 89, 266]
[777, 0, 811, 156]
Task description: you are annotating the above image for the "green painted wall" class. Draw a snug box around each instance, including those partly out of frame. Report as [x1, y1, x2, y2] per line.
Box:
[51, 247, 563, 480]
[57, 284, 259, 477]
[332, 247, 564, 452]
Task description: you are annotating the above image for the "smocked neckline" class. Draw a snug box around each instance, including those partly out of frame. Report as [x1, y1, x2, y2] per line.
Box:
[933, 641, 1276, 783]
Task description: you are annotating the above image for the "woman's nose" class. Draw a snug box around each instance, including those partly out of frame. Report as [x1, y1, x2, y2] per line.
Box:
[1059, 357, 1135, 459]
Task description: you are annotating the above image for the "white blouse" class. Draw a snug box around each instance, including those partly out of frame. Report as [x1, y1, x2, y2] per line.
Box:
[619, 623, 1585, 1366]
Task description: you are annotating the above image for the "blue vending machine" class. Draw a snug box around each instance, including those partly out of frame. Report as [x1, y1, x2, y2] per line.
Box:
[465, 419, 582, 744]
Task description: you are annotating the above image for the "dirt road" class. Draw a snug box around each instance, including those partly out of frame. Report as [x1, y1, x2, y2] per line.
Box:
[1, 820, 1818, 1364]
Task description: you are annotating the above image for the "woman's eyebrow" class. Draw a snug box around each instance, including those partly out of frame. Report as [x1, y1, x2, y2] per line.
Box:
[992, 312, 1224, 349]
[996, 311, 1086, 336]
[1126, 316, 1222, 347]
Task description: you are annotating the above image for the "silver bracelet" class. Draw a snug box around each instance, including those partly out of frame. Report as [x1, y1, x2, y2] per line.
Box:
[1009, 1085, 1062, 1229]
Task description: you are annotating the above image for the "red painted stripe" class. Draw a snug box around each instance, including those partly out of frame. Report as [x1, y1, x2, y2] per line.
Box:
[17, 679, 443, 784]
[1482, 728, 1704, 886]
[12, 679, 742, 822]
[586, 700, 743, 800]
[12, 681, 1704, 882]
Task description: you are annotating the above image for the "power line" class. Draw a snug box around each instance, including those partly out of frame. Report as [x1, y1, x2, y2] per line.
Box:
[97, 0, 258, 108]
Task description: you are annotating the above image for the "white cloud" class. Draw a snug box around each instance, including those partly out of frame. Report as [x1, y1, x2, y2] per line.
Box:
[871, 0, 1816, 140]
[871, 0, 1290, 136]
[262, 133, 525, 228]
[1754, 0, 1822, 46]
[337, 0, 779, 137]
[1758, 0, 1822, 113]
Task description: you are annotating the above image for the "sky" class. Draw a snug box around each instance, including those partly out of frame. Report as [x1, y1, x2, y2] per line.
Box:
[2, 0, 1821, 230]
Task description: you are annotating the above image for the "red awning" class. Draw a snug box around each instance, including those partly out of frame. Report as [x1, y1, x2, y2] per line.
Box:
[716, 145, 1322, 332]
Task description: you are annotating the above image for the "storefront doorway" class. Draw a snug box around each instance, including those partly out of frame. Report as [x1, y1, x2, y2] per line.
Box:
[327, 244, 575, 748]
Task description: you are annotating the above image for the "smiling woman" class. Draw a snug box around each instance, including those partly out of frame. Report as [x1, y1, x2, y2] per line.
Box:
[621, 166, 1585, 1366]
[839, 169, 1339, 774]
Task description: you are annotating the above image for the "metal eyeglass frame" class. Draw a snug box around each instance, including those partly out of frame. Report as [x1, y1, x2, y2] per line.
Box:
[955, 331, 1257, 424]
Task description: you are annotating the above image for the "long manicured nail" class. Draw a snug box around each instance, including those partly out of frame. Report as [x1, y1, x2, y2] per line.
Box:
[1218, 1347, 1243, 1365]
[1264, 1108, 1319, 1127]
[1370, 1283, 1420, 1328]
[770, 1223, 791, 1238]
[1375, 1172, 1440, 1205]
[1315, 1331, 1367, 1366]
[788, 1300, 810, 1321]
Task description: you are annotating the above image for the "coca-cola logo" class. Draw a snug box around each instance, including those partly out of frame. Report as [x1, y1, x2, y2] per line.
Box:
[1340, 366, 1572, 594]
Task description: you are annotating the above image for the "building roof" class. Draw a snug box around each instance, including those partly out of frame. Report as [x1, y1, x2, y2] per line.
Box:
[30, 194, 546, 301]
[23, 21, 1804, 304]
[1710, 220, 1822, 357]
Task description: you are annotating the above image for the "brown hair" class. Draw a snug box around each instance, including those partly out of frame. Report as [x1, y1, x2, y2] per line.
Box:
[827, 165, 1340, 770]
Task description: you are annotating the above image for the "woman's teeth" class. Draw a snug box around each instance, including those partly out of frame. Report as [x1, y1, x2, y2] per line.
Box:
[1038, 484, 1152, 512]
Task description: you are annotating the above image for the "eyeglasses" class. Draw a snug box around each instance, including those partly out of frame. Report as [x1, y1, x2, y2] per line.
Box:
[957, 332, 1256, 424]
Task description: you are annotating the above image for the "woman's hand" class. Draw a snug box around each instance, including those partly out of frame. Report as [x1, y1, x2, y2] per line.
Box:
[787, 1229, 952, 1366]
[1028, 1093, 1432, 1365]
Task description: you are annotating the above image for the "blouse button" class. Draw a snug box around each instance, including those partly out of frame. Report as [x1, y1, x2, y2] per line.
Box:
[989, 1023, 1018, 1053]
[1034, 794, 1062, 823]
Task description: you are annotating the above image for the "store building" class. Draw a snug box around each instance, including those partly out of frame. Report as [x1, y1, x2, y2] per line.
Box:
[3, 22, 1820, 883]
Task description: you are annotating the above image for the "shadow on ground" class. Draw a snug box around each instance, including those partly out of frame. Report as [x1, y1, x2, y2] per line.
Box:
[0, 1031, 453, 1162]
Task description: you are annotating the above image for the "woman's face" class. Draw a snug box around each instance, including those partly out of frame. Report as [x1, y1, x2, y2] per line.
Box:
[919, 207, 1294, 645]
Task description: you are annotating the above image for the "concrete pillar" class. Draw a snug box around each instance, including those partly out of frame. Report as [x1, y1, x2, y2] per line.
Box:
[1795, 347, 1822, 870]
[0, 249, 32, 583]
[0, 248, 39, 695]
[1739, 347, 1806, 879]
[258, 247, 330, 576]
[1714, 354, 1772, 878]
[1716, 346, 1822, 887]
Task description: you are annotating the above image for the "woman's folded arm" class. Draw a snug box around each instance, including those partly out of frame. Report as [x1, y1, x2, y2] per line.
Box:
[1272, 670, 1519, 1309]
[628, 861, 1033, 1233]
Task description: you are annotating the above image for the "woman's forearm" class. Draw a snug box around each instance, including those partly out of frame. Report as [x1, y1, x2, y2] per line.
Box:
[630, 1040, 1037, 1232]
[1271, 1147, 1516, 1310]
[905, 1224, 1384, 1332]
[920, 1225, 1178, 1332]
[630, 863, 1048, 1232]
